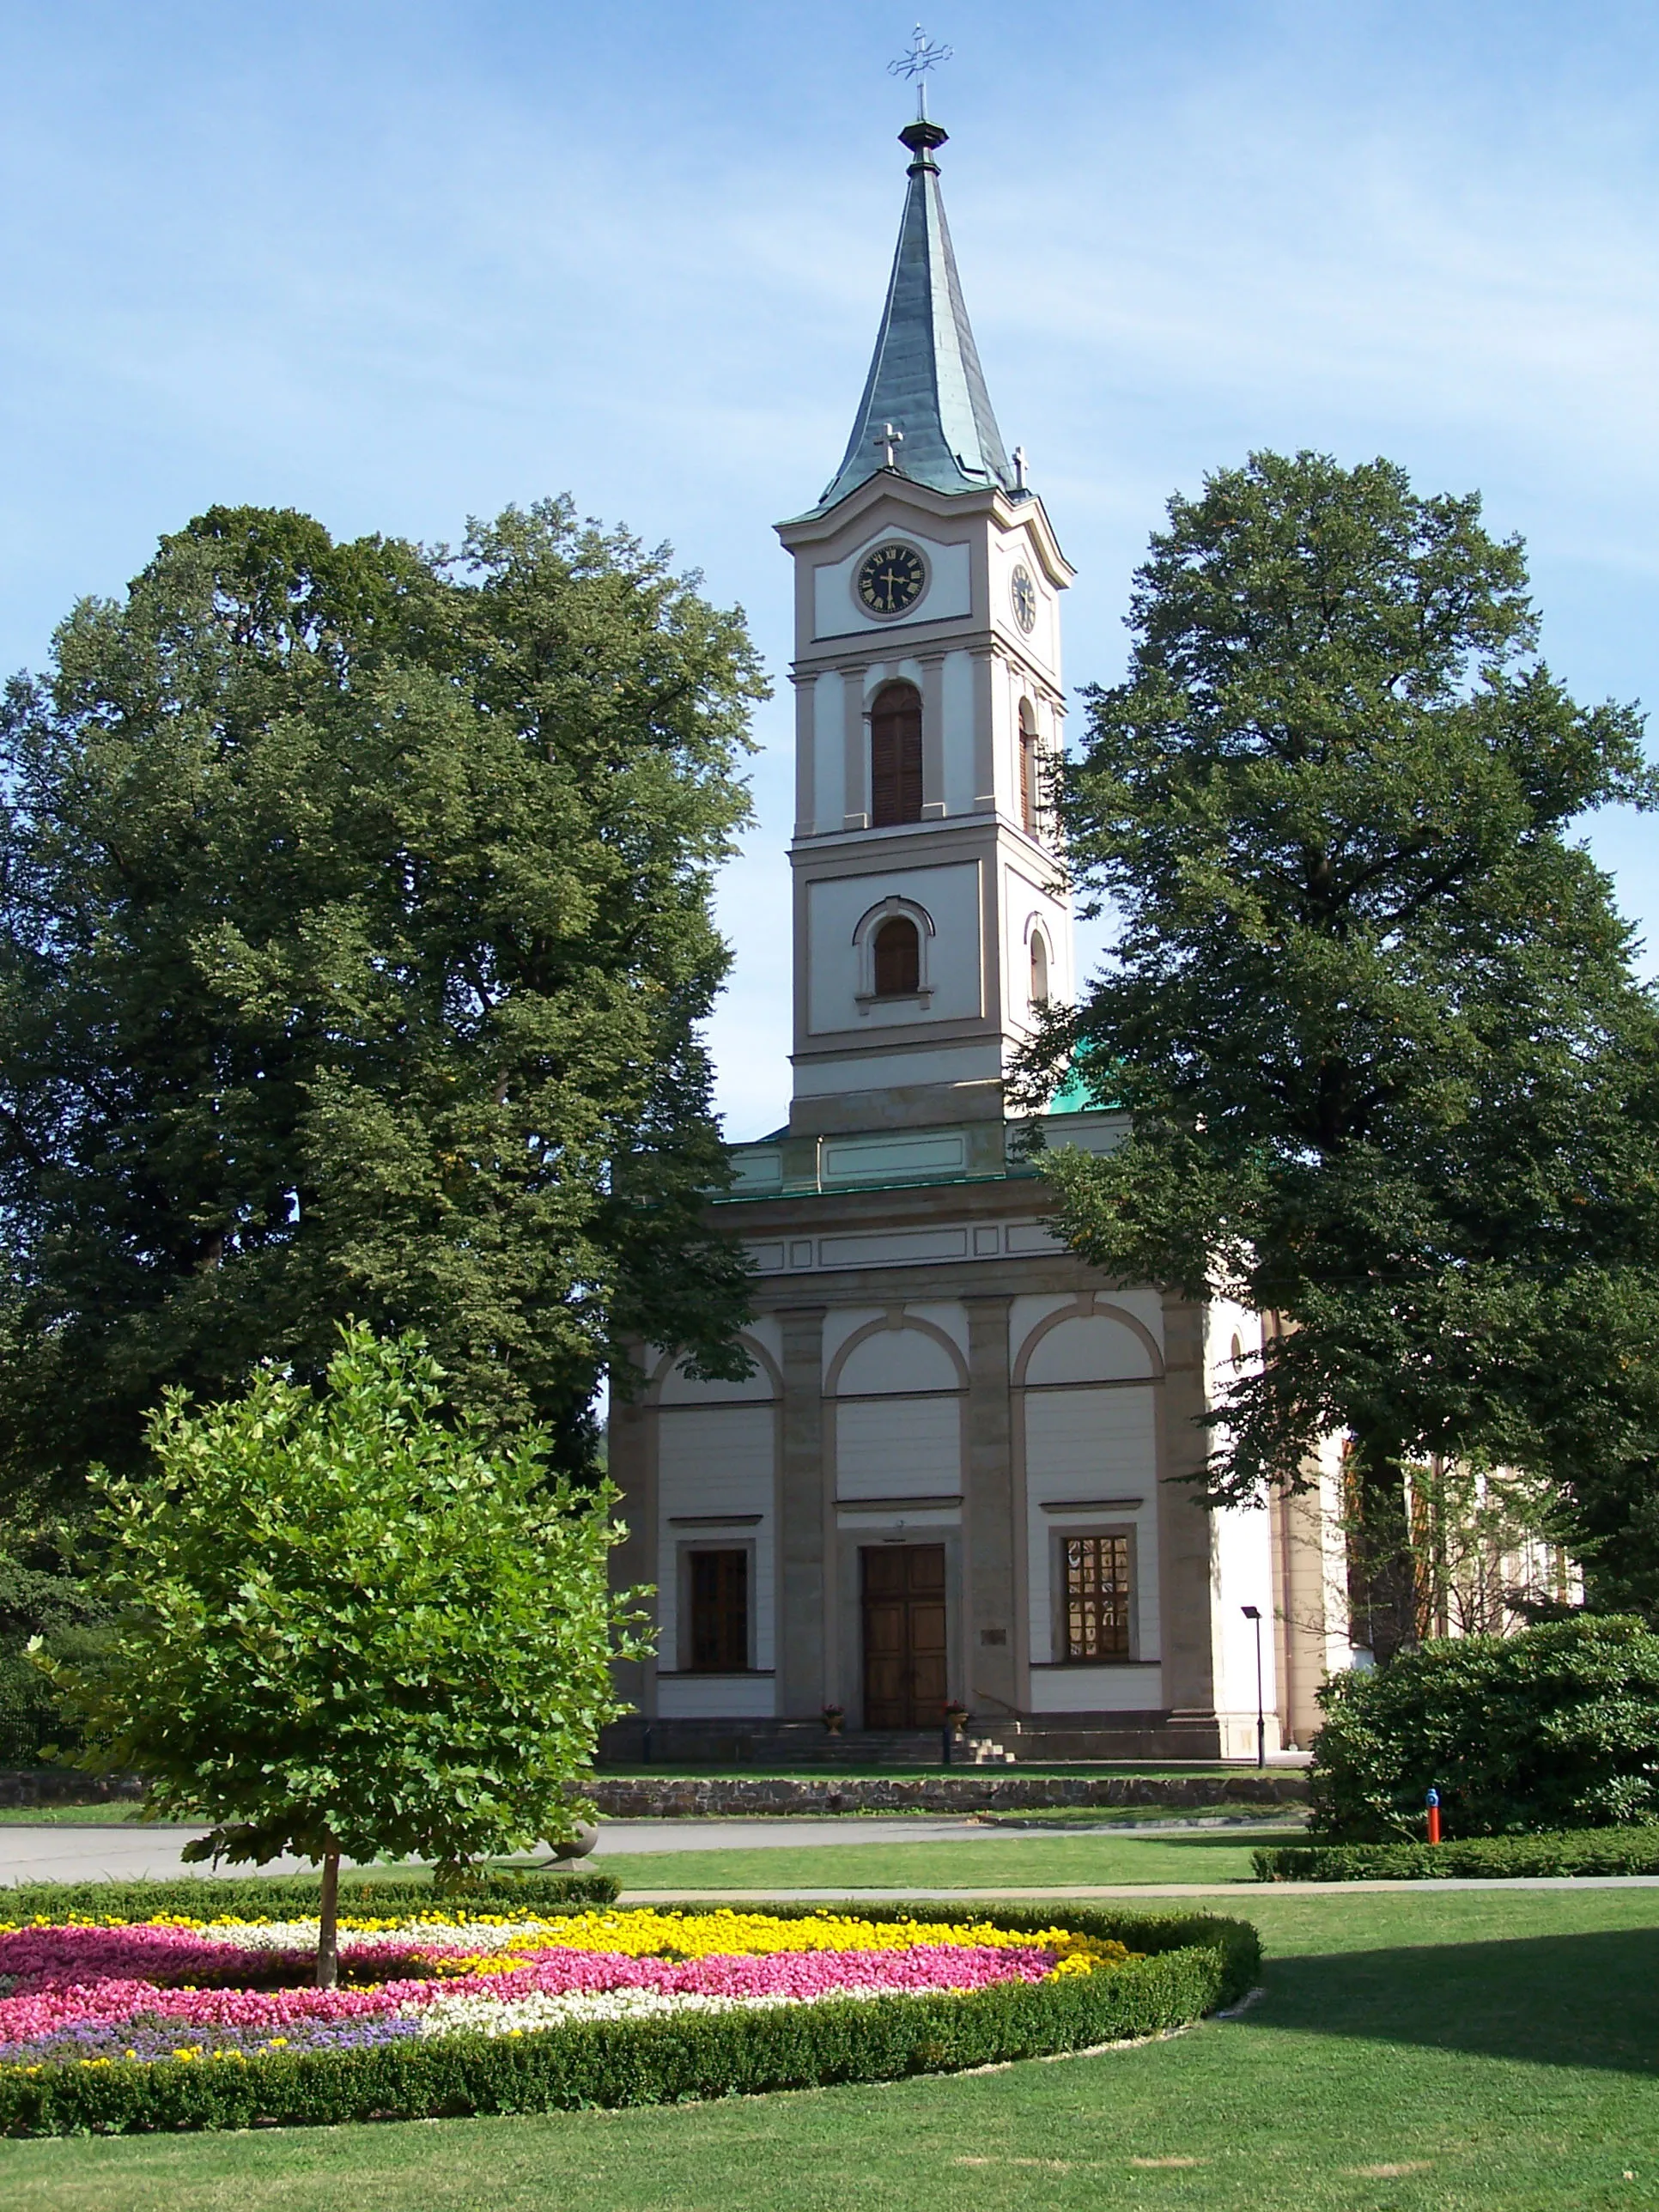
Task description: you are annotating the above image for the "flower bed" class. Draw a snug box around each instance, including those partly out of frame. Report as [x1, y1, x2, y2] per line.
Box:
[0, 1897, 1259, 2134]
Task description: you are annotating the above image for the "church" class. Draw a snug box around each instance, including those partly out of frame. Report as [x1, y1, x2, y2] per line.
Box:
[606, 107, 1354, 1763]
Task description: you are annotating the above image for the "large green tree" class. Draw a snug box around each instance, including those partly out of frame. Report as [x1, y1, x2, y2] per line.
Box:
[0, 500, 764, 1505]
[1031, 450, 1659, 1656]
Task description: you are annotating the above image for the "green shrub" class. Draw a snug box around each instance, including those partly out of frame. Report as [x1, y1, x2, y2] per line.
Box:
[0, 1901, 1257, 2136]
[1255, 1826, 1659, 1881]
[0, 1649, 60, 1765]
[1308, 1613, 1659, 1838]
[0, 1868, 618, 1923]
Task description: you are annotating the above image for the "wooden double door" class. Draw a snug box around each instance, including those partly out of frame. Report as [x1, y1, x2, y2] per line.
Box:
[861, 1544, 948, 1729]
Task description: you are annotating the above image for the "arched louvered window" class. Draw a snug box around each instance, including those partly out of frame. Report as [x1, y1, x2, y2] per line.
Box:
[1018, 699, 1040, 834]
[1030, 929, 1049, 1008]
[870, 682, 923, 826]
[872, 915, 921, 997]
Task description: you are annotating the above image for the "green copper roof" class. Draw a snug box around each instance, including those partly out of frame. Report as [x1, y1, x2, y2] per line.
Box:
[814, 119, 1017, 514]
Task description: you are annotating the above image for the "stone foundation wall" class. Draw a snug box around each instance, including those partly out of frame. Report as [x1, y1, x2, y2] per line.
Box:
[0, 1770, 144, 1809]
[587, 1771, 1308, 1817]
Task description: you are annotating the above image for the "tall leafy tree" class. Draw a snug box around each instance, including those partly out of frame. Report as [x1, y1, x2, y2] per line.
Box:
[1030, 450, 1659, 1656]
[0, 500, 765, 1505]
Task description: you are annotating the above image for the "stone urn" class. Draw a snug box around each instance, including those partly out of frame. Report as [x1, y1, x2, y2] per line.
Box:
[822, 1705, 846, 1737]
[547, 1820, 600, 1862]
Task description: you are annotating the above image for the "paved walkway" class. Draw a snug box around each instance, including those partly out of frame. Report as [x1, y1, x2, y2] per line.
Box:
[0, 1815, 1001, 1887]
[1, 1818, 1657, 1898]
[618, 1877, 1659, 1899]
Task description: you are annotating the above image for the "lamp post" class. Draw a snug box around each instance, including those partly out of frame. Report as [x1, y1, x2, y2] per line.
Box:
[1240, 1606, 1266, 1768]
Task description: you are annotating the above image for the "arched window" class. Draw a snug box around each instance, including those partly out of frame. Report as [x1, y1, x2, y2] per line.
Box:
[870, 682, 923, 826]
[1030, 928, 1049, 1008]
[1018, 700, 1040, 834]
[872, 915, 921, 996]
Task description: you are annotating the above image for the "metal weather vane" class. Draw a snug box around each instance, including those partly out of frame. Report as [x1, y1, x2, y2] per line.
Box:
[888, 22, 952, 119]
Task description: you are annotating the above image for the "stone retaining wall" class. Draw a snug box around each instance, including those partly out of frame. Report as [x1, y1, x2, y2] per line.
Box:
[0, 1767, 1309, 1819]
[586, 1772, 1308, 1818]
[0, 1770, 144, 1809]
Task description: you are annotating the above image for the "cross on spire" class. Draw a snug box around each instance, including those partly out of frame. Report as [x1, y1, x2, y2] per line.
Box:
[888, 22, 952, 119]
[876, 421, 905, 470]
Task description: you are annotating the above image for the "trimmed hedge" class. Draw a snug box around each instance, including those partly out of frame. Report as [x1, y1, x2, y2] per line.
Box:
[0, 1898, 1258, 2136]
[0, 1868, 619, 1923]
[1255, 1826, 1659, 1882]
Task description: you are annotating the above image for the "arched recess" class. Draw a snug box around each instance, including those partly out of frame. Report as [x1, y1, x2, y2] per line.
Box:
[1028, 922, 1050, 1009]
[650, 1333, 783, 1405]
[853, 895, 934, 1005]
[1012, 1295, 1164, 1390]
[827, 1312, 968, 1504]
[1015, 1294, 1164, 1685]
[1018, 698, 1040, 834]
[827, 1313, 969, 1397]
[870, 681, 923, 826]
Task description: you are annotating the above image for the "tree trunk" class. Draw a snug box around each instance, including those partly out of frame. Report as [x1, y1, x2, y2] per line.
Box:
[1346, 1441, 1422, 1666]
[316, 1847, 341, 1990]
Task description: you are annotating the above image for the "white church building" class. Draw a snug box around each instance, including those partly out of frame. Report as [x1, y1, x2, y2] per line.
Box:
[606, 110, 1354, 1762]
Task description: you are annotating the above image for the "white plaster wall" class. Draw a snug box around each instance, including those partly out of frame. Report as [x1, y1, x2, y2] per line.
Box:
[821, 1307, 885, 1374]
[792, 1041, 1003, 1096]
[1023, 1388, 1161, 1666]
[1029, 1667, 1164, 1713]
[1009, 1294, 1076, 1352]
[811, 669, 843, 835]
[899, 1302, 971, 1366]
[657, 1675, 778, 1718]
[991, 527, 1060, 677]
[656, 1404, 776, 1674]
[1212, 1497, 1279, 1733]
[812, 534, 972, 640]
[805, 861, 983, 1034]
[837, 1397, 962, 1499]
[941, 649, 976, 816]
[1003, 863, 1073, 1033]
[863, 658, 927, 702]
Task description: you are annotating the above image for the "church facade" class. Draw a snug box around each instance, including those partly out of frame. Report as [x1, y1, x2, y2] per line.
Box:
[607, 114, 1354, 1762]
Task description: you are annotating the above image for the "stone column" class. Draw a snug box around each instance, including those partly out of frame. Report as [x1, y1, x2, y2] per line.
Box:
[842, 666, 870, 830]
[1154, 1291, 1221, 1739]
[777, 1304, 829, 1716]
[920, 653, 947, 818]
[964, 1295, 1018, 1717]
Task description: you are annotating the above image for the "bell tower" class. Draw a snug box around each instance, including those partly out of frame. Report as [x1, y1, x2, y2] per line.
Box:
[775, 114, 1075, 1139]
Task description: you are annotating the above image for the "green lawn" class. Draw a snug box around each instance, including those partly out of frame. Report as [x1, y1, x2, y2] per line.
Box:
[0, 1806, 161, 1826]
[602, 1828, 1296, 1888]
[2, 1889, 1656, 2209]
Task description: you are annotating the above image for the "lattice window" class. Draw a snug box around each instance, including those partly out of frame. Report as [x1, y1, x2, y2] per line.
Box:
[688, 1548, 749, 1671]
[1063, 1534, 1132, 1661]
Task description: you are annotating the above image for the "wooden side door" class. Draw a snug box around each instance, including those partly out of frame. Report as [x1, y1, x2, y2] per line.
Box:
[905, 1544, 948, 1720]
[860, 1544, 949, 1727]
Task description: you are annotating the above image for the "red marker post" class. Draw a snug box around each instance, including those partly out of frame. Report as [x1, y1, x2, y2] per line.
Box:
[1425, 1786, 1442, 1845]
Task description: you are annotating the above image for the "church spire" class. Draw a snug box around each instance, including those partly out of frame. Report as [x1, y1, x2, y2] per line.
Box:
[814, 117, 1017, 514]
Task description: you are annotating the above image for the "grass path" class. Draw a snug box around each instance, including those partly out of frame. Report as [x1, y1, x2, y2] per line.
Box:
[3, 1889, 1658, 2209]
[598, 1829, 1291, 1888]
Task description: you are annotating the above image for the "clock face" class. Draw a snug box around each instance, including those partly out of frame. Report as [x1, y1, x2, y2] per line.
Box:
[856, 542, 927, 617]
[1011, 563, 1038, 634]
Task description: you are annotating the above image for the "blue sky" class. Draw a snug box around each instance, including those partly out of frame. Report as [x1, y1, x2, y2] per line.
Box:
[4, 1, 1659, 1137]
